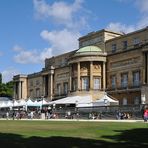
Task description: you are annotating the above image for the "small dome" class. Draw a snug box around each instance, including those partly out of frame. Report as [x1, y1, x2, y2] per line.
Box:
[76, 46, 102, 53]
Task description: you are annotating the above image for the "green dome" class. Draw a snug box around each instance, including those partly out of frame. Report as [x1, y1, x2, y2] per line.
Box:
[76, 46, 102, 53]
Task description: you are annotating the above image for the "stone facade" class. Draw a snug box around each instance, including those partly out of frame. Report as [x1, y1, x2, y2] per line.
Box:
[13, 27, 148, 105]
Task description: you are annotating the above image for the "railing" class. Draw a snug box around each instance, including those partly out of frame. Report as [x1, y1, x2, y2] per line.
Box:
[0, 104, 146, 120]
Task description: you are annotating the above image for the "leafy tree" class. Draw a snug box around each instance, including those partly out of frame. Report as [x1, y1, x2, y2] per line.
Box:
[0, 81, 14, 97]
[0, 73, 2, 84]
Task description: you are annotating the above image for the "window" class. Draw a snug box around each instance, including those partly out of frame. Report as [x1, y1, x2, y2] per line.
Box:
[133, 37, 140, 46]
[112, 44, 117, 53]
[36, 89, 40, 97]
[82, 77, 89, 90]
[64, 82, 68, 94]
[123, 41, 127, 49]
[93, 77, 101, 90]
[72, 78, 77, 91]
[36, 80, 40, 85]
[57, 84, 61, 95]
[134, 96, 140, 105]
[30, 80, 33, 86]
[133, 71, 140, 87]
[123, 97, 127, 105]
[111, 75, 116, 89]
[121, 73, 128, 88]
[30, 90, 33, 98]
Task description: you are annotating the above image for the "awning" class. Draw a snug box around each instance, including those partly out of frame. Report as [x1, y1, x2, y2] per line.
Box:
[93, 94, 119, 106]
[49, 95, 92, 105]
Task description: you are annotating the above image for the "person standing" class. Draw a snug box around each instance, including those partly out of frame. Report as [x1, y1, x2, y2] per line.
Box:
[6, 112, 9, 120]
[143, 107, 148, 122]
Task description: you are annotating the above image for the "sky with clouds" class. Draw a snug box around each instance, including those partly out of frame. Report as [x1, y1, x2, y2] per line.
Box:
[0, 0, 148, 83]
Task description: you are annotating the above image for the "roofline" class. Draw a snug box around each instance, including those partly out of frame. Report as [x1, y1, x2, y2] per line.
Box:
[79, 29, 123, 41]
[45, 49, 77, 61]
[106, 26, 148, 43]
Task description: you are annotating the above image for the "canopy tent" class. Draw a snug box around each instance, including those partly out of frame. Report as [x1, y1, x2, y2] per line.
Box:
[77, 94, 119, 107]
[92, 94, 119, 106]
[0, 95, 118, 109]
[26, 99, 41, 107]
[0, 98, 48, 109]
[0, 101, 13, 108]
[48, 95, 92, 105]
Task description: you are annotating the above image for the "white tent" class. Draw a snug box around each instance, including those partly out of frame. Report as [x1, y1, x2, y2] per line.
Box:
[93, 94, 119, 106]
[26, 99, 41, 107]
[49, 95, 92, 105]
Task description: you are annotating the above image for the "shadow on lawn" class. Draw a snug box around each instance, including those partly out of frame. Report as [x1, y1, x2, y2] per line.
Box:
[0, 128, 148, 148]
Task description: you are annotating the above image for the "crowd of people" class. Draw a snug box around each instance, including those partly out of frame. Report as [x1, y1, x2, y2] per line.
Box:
[116, 110, 131, 120]
[1, 105, 148, 122]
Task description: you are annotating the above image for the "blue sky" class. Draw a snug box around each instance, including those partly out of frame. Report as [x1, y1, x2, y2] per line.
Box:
[0, 0, 148, 83]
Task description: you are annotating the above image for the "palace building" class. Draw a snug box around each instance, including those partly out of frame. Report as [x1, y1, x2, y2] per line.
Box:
[13, 27, 148, 105]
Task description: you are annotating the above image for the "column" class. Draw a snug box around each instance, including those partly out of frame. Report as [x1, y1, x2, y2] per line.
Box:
[21, 81, 23, 99]
[128, 71, 132, 88]
[50, 73, 53, 100]
[142, 52, 146, 84]
[19, 81, 22, 99]
[13, 82, 16, 99]
[69, 66, 72, 92]
[90, 61, 93, 90]
[103, 62, 106, 90]
[77, 62, 80, 90]
[42, 76, 45, 96]
[16, 82, 19, 99]
[147, 53, 148, 84]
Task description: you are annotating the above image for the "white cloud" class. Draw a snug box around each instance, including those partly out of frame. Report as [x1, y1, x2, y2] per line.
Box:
[106, 22, 135, 33]
[13, 45, 24, 52]
[39, 48, 52, 61]
[135, 0, 148, 13]
[107, 0, 148, 33]
[40, 29, 80, 55]
[33, 0, 86, 29]
[13, 1, 86, 65]
[13, 45, 52, 64]
[33, 0, 90, 57]
[2, 67, 20, 83]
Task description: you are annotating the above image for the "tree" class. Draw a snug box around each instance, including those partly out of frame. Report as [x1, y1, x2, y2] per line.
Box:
[0, 81, 14, 97]
[0, 73, 2, 84]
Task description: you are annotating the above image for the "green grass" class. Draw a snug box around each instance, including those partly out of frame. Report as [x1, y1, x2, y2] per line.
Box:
[0, 120, 148, 148]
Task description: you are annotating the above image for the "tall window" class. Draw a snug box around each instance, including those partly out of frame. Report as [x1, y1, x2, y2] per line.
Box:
[30, 80, 33, 87]
[121, 73, 128, 88]
[123, 40, 127, 49]
[112, 44, 117, 53]
[36, 89, 40, 97]
[111, 75, 116, 89]
[134, 96, 140, 105]
[82, 77, 89, 90]
[57, 84, 61, 95]
[36, 80, 40, 85]
[72, 78, 77, 91]
[133, 71, 140, 87]
[93, 77, 101, 90]
[123, 97, 127, 105]
[64, 82, 68, 94]
[30, 90, 33, 98]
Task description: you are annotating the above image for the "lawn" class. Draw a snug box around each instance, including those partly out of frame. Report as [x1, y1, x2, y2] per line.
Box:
[0, 120, 148, 148]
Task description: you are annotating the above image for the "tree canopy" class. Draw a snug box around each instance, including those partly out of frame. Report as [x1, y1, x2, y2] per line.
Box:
[0, 81, 14, 97]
